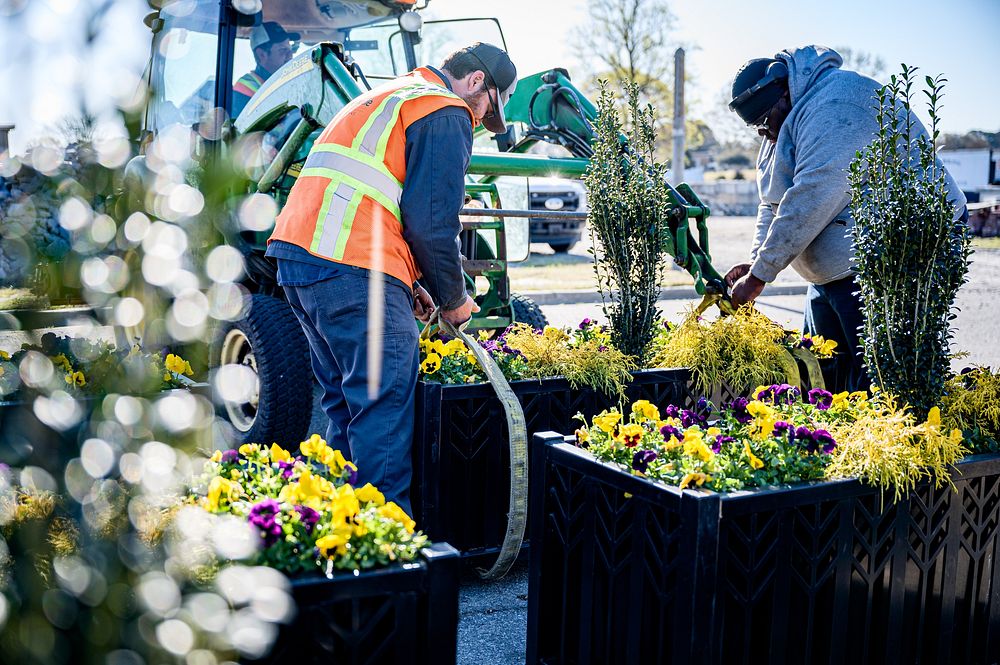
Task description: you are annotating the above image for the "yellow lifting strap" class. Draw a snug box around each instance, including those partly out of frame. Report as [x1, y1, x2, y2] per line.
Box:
[421, 310, 528, 580]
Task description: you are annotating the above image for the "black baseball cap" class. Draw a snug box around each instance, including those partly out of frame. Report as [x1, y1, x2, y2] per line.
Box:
[251, 21, 300, 50]
[729, 57, 787, 125]
[463, 42, 517, 134]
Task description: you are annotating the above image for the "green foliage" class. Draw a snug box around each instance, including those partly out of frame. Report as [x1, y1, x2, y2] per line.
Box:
[848, 65, 971, 417]
[586, 80, 671, 360]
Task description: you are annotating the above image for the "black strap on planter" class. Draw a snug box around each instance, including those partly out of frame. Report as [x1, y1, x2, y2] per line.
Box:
[421, 311, 528, 580]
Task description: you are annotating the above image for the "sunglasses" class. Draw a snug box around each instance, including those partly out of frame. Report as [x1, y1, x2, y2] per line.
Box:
[747, 92, 788, 130]
[466, 50, 502, 120]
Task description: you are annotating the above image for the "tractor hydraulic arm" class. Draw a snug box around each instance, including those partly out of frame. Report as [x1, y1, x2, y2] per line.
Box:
[484, 68, 733, 306]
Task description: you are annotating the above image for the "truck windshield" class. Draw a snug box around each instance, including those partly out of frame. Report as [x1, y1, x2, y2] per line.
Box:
[345, 18, 507, 81]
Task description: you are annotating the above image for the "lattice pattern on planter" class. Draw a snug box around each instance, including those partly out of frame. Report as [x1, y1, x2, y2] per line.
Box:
[250, 544, 459, 665]
[528, 437, 1000, 665]
[531, 457, 688, 664]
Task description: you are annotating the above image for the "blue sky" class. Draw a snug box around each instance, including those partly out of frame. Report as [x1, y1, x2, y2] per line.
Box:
[1, 0, 997, 154]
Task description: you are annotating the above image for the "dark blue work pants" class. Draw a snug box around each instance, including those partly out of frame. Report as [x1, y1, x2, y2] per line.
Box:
[803, 275, 871, 394]
[282, 271, 418, 514]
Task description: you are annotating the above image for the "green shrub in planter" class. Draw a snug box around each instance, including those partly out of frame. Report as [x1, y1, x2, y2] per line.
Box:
[848, 65, 971, 417]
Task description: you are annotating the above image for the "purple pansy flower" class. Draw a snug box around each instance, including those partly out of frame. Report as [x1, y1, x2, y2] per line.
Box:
[712, 435, 735, 453]
[221, 449, 239, 464]
[248, 499, 284, 545]
[631, 449, 658, 474]
[294, 505, 320, 533]
[663, 404, 681, 419]
[728, 397, 752, 424]
[579, 318, 594, 329]
[813, 429, 837, 454]
[680, 409, 703, 429]
[773, 421, 794, 440]
[695, 396, 714, 415]
[660, 424, 684, 443]
[793, 426, 819, 453]
[276, 460, 295, 479]
[799, 336, 814, 349]
[808, 388, 833, 410]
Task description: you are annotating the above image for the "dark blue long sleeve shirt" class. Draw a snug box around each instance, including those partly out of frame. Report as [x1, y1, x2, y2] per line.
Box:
[267, 69, 472, 311]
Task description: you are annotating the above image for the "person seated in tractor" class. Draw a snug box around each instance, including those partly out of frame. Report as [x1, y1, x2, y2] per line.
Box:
[266, 43, 518, 513]
[232, 21, 299, 118]
[724, 45, 967, 393]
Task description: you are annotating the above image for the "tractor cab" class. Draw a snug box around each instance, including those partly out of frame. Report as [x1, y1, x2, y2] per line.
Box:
[143, 0, 507, 141]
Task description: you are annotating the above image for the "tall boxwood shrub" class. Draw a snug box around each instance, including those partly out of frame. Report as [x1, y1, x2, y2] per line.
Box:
[585, 80, 671, 360]
[848, 65, 971, 417]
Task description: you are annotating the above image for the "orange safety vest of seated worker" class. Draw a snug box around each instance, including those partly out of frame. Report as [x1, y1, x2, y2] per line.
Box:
[269, 67, 476, 289]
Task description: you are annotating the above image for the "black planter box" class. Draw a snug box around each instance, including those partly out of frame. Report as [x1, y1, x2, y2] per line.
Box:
[251, 543, 460, 665]
[527, 434, 1000, 665]
[411, 369, 691, 558]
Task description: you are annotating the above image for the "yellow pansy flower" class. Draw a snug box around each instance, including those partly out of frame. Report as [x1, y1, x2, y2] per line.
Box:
[0, 350, 10, 360]
[682, 429, 713, 462]
[165, 353, 194, 376]
[330, 485, 360, 521]
[707, 427, 722, 438]
[210, 450, 223, 463]
[239, 443, 259, 457]
[316, 531, 351, 558]
[420, 352, 442, 374]
[355, 483, 386, 506]
[64, 371, 86, 388]
[300, 434, 326, 459]
[444, 339, 466, 355]
[575, 428, 589, 444]
[269, 443, 292, 463]
[52, 354, 72, 371]
[593, 410, 622, 434]
[619, 423, 644, 447]
[743, 442, 765, 470]
[631, 400, 660, 422]
[378, 501, 416, 534]
[817, 339, 838, 356]
[679, 472, 710, 490]
[204, 476, 239, 512]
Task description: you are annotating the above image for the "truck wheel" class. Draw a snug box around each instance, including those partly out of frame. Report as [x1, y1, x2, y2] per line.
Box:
[510, 293, 549, 329]
[212, 293, 312, 447]
[548, 241, 575, 253]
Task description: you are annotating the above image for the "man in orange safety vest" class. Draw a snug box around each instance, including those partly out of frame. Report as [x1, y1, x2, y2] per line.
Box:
[266, 43, 518, 513]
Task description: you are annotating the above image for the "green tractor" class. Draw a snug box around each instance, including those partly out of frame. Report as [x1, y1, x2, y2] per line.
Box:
[132, 0, 726, 446]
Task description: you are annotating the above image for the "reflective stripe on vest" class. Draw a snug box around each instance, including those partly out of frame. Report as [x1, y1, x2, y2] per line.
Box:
[234, 71, 265, 96]
[306, 83, 462, 260]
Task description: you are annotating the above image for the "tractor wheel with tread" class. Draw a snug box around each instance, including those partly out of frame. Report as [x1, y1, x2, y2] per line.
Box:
[510, 293, 549, 329]
[211, 293, 312, 448]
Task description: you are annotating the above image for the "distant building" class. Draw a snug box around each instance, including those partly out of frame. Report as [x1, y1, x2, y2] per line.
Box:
[0, 124, 12, 155]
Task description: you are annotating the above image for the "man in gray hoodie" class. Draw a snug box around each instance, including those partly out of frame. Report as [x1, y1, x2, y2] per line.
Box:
[725, 45, 966, 392]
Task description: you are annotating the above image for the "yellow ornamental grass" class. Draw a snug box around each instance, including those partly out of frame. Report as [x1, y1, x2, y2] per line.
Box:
[825, 396, 968, 501]
[650, 306, 788, 396]
[940, 367, 1000, 444]
[503, 323, 636, 397]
